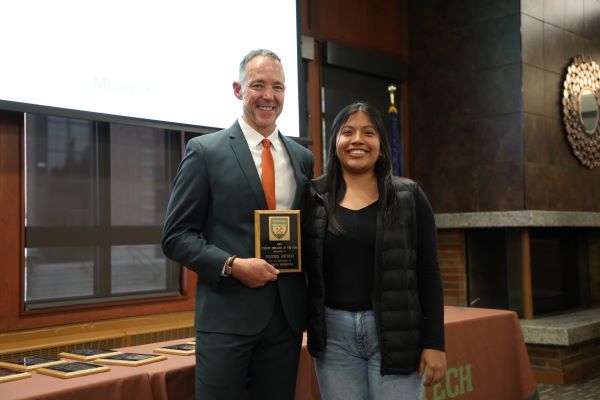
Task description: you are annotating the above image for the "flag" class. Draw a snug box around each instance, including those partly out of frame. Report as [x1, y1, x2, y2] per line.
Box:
[388, 104, 403, 176]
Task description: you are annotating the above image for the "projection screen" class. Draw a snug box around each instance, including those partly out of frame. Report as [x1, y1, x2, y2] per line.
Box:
[0, 0, 301, 136]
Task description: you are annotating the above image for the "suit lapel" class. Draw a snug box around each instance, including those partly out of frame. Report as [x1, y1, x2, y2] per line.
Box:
[228, 124, 268, 209]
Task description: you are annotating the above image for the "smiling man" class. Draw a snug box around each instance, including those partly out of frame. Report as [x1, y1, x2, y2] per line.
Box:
[234, 53, 285, 135]
[162, 49, 314, 400]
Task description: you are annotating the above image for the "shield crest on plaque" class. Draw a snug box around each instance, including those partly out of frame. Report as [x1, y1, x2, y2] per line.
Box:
[269, 216, 290, 241]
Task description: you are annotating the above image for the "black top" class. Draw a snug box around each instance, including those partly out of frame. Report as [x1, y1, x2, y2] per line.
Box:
[323, 188, 444, 343]
[324, 201, 378, 311]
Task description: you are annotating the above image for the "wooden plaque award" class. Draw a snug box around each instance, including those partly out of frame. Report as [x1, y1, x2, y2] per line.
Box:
[153, 343, 195, 356]
[0, 367, 31, 383]
[94, 353, 167, 366]
[0, 356, 65, 372]
[36, 362, 109, 379]
[254, 210, 301, 272]
[58, 348, 122, 361]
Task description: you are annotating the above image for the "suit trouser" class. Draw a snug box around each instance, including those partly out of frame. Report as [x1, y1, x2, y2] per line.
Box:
[195, 295, 302, 400]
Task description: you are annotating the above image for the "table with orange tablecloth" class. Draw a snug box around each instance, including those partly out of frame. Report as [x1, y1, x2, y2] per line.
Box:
[0, 351, 155, 400]
[1, 306, 538, 400]
[422, 306, 538, 400]
[1, 337, 301, 400]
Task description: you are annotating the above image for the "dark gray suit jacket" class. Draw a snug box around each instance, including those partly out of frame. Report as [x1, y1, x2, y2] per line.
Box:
[162, 121, 314, 335]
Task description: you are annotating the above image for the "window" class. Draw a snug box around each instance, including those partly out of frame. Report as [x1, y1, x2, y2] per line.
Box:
[24, 114, 182, 310]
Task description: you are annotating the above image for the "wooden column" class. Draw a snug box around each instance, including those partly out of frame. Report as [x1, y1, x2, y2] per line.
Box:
[307, 40, 323, 176]
[0, 110, 23, 332]
[521, 228, 534, 319]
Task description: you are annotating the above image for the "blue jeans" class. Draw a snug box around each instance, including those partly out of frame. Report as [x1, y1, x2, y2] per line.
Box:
[314, 307, 424, 400]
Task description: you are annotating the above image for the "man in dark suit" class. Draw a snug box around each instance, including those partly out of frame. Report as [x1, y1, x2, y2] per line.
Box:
[162, 49, 314, 400]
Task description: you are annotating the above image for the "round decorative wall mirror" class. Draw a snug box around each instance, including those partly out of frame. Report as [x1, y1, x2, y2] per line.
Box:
[579, 88, 599, 134]
[562, 55, 600, 168]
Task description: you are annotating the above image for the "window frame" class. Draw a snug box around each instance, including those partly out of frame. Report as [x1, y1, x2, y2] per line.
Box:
[24, 115, 184, 310]
[0, 110, 196, 333]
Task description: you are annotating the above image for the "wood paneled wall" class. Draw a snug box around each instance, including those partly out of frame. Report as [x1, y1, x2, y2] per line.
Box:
[300, 0, 409, 175]
[302, 0, 408, 59]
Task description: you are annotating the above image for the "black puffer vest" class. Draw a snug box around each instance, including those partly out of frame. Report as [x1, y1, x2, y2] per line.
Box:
[303, 174, 422, 375]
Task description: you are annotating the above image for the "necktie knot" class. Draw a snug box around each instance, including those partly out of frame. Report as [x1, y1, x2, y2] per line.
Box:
[261, 139, 275, 210]
[262, 139, 271, 150]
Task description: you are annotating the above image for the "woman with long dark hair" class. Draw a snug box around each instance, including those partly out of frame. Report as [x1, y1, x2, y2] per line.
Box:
[304, 101, 446, 399]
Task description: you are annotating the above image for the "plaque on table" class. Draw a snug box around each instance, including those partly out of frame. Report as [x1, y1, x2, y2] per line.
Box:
[0, 367, 31, 383]
[153, 343, 195, 356]
[94, 352, 166, 366]
[36, 362, 109, 379]
[58, 348, 122, 361]
[0, 356, 65, 371]
[254, 210, 301, 272]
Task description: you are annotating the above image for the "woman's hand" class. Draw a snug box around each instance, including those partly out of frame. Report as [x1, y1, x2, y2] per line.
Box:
[419, 349, 447, 386]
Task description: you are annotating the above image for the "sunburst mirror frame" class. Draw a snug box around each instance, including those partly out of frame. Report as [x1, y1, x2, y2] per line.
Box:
[562, 55, 600, 168]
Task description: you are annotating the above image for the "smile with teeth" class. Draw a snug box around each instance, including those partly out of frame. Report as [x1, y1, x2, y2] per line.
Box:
[258, 106, 275, 111]
[348, 149, 368, 156]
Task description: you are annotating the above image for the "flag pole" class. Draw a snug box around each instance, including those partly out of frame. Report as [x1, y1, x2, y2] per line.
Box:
[387, 85, 403, 176]
[388, 85, 397, 113]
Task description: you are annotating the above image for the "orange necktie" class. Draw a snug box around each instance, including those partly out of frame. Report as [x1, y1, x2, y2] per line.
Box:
[261, 139, 276, 209]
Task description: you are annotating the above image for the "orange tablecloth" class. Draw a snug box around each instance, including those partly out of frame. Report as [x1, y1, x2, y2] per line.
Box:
[1, 306, 537, 400]
[423, 306, 538, 400]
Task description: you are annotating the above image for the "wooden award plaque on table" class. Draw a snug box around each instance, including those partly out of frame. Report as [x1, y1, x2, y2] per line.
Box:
[254, 210, 301, 272]
[0, 367, 31, 383]
[153, 343, 195, 356]
[94, 353, 167, 366]
[58, 348, 122, 361]
[36, 362, 109, 379]
[0, 356, 65, 371]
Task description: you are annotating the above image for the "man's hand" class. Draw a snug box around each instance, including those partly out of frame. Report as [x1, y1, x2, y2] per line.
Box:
[230, 257, 279, 288]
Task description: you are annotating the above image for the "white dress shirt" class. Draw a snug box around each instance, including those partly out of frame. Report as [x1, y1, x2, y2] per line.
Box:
[237, 117, 296, 210]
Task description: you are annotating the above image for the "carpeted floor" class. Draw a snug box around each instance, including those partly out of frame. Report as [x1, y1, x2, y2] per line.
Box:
[536, 371, 600, 400]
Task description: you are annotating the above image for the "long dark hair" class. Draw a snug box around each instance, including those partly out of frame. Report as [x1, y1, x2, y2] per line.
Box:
[325, 101, 400, 234]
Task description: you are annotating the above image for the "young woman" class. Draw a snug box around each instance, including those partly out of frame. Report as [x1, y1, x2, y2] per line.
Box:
[304, 102, 446, 399]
